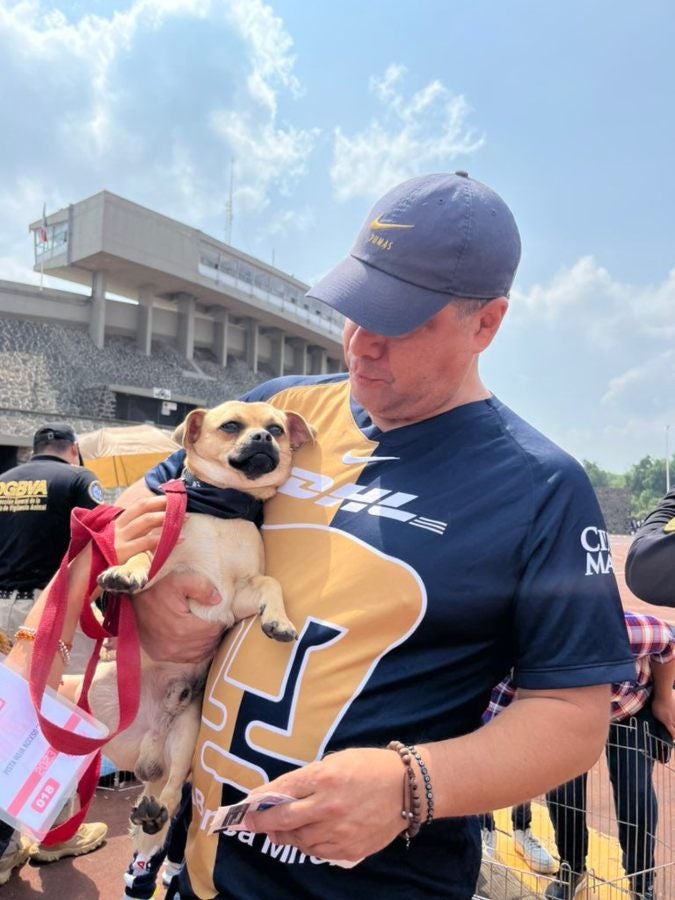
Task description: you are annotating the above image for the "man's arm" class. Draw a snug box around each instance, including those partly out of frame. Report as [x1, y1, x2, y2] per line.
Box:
[650, 657, 675, 738]
[247, 684, 610, 863]
[6, 490, 224, 682]
[6, 494, 169, 686]
[626, 489, 675, 607]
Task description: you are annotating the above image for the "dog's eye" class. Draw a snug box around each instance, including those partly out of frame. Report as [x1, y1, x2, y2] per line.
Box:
[267, 425, 284, 437]
[220, 421, 241, 433]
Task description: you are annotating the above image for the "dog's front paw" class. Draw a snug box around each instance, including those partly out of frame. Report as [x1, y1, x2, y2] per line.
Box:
[129, 794, 169, 835]
[261, 619, 298, 642]
[97, 565, 148, 594]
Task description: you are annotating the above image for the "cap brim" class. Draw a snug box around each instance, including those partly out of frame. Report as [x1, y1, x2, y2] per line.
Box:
[306, 255, 455, 337]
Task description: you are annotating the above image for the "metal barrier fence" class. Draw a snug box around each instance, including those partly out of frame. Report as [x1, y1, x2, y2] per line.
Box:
[475, 718, 673, 899]
[98, 763, 141, 793]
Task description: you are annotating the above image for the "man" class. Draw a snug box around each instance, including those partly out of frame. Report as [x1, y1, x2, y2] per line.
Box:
[545, 611, 675, 900]
[626, 489, 675, 607]
[0, 423, 107, 884]
[0, 422, 104, 637]
[8, 174, 636, 898]
[128, 172, 631, 900]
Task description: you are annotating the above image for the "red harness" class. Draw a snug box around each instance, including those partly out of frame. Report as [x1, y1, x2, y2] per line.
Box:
[28, 480, 187, 844]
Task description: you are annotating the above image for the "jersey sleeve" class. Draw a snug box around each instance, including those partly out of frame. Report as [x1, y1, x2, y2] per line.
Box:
[625, 489, 675, 607]
[144, 449, 186, 493]
[240, 373, 347, 403]
[512, 458, 634, 690]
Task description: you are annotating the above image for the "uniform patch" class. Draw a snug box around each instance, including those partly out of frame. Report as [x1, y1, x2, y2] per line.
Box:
[663, 517, 675, 533]
[88, 480, 104, 504]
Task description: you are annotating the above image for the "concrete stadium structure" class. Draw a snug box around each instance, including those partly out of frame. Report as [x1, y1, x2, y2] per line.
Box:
[29, 190, 344, 372]
[0, 191, 345, 472]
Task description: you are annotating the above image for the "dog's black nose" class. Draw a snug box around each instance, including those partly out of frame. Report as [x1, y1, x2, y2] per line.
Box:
[250, 431, 273, 444]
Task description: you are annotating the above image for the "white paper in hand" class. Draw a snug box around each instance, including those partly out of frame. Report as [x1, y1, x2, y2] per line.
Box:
[209, 791, 363, 869]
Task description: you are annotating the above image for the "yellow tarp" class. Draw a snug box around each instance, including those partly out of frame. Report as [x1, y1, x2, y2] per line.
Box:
[78, 424, 178, 489]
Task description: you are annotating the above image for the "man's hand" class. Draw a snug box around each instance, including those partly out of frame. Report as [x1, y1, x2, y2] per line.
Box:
[246, 748, 407, 862]
[133, 571, 225, 663]
[113, 494, 168, 563]
[114, 491, 224, 662]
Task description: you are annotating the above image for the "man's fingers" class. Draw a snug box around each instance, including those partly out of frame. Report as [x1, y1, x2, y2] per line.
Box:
[116, 494, 167, 523]
[119, 512, 166, 538]
[121, 527, 163, 557]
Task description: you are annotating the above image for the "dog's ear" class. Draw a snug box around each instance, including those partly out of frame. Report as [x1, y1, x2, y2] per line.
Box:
[285, 412, 316, 450]
[172, 409, 207, 447]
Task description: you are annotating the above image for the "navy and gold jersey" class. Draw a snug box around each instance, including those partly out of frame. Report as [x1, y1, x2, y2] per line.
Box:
[153, 375, 633, 899]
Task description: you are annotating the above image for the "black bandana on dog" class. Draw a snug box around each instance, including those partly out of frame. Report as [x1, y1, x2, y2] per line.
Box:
[145, 456, 264, 529]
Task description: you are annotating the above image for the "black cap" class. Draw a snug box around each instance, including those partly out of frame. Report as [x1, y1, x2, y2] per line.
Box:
[33, 422, 78, 450]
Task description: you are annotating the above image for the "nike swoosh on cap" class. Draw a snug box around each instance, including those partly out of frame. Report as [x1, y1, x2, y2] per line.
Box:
[369, 216, 415, 231]
[342, 452, 400, 465]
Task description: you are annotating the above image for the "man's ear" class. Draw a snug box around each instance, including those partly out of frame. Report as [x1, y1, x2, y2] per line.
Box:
[172, 409, 207, 447]
[474, 297, 509, 351]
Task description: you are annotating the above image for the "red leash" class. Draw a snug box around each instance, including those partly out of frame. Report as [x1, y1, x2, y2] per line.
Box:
[29, 480, 187, 843]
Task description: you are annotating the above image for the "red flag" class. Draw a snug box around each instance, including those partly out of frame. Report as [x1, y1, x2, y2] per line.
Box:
[38, 202, 48, 243]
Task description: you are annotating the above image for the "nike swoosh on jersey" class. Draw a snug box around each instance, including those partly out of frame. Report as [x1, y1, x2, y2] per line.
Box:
[342, 452, 400, 465]
[369, 216, 415, 231]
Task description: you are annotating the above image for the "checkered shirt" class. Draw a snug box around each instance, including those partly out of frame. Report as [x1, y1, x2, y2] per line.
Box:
[484, 612, 675, 723]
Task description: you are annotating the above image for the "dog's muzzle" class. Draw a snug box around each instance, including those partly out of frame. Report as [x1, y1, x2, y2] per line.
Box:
[229, 433, 280, 479]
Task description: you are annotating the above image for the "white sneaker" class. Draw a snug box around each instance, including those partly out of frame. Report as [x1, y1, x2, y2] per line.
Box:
[481, 828, 497, 858]
[513, 827, 557, 874]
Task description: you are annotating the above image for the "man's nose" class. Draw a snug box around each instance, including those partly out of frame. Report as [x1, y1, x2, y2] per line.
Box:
[348, 325, 386, 356]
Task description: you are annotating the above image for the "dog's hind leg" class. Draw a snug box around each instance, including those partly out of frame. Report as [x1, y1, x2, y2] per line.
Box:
[124, 702, 200, 898]
[124, 780, 171, 900]
[135, 700, 200, 839]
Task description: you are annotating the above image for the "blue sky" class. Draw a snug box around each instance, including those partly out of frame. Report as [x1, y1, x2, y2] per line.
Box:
[1, 0, 674, 471]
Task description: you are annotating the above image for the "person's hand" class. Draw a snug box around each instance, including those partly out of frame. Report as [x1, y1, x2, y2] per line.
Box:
[246, 747, 408, 862]
[651, 692, 675, 739]
[133, 571, 226, 663]
[113, 494, 168, 564]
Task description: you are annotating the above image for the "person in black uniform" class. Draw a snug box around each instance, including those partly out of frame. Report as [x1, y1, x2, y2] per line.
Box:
[626, 489, 675, 607]
[0, 422, 104, 637]
[0, 422, 108, 884]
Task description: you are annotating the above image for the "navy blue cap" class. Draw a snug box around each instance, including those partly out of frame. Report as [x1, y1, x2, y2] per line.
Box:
[33, 422, 77, 449]
[307, 172, 521, 336]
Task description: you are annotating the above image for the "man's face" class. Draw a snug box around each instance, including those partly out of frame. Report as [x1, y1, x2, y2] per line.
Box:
[342, 300, 505, 430]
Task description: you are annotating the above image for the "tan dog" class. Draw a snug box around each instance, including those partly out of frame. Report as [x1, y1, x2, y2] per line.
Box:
[67, 401, 314, 886]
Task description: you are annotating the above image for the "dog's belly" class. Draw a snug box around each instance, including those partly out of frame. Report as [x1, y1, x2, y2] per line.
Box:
[86, 657, 207, 774]
[148, 516, 266, 626]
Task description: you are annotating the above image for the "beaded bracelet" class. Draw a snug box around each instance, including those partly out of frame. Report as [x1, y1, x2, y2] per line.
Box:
[387, 740, 422, 845]
[14, 626, 72, 666]
[406, 744, 434, 825]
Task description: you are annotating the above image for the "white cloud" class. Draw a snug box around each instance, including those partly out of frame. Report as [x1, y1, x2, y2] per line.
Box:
[497, 257, 675, 469]
[209, 111, 318, 213]
[330, 63, 484, 202]
[0, 0, 316, 266]
[602, 350, 675, 407]
[225, 0, 301, 113]
[511, 256, 675, 352]
[263, 205, 315, 238]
